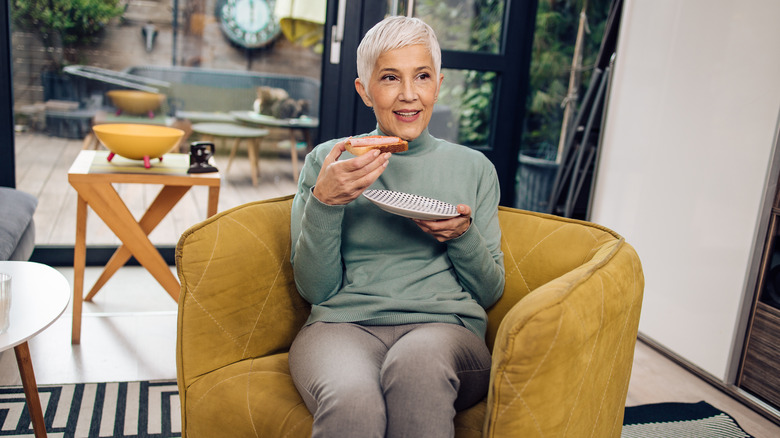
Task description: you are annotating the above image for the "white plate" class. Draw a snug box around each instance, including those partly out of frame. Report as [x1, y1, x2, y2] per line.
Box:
[363, 190, 459, 220]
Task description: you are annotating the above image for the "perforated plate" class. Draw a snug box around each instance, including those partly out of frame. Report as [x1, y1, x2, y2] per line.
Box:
[363, 190, 459, 220]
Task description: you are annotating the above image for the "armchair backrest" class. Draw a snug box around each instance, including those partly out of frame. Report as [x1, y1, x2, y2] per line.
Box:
[176, 195, 307, 383]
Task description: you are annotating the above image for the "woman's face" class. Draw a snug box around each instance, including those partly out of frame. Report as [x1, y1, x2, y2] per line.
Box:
[355, 44, 444, 142]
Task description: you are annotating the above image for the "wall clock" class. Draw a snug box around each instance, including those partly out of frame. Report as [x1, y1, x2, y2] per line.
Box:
[220, 0, 280, 48]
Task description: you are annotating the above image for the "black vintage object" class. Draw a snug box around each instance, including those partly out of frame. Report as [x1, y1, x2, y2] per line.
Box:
[188, 142, 218, 174]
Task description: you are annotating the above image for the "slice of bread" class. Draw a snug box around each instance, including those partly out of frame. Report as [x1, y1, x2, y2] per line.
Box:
[345, 136, 408, 155]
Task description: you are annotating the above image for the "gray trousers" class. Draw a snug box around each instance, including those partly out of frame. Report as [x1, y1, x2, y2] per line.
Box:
[288, 321, 492, 438]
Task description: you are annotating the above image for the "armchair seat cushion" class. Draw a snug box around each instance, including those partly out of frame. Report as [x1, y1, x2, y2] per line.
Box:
[185, 352, 488, 437]
[185, 353, 313, 436]
[0, 187, 38, 261]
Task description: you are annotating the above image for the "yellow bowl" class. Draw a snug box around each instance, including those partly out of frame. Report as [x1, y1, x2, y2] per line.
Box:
[106, 90, 165, 116]
[92, 124, 184, 161]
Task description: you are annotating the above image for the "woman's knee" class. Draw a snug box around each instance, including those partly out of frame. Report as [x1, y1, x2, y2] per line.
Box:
[314, 383, 387, 437]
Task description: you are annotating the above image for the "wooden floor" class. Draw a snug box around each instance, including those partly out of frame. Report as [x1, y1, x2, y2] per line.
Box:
[628, 340, 778, 437]
[13, 131, 300, 246]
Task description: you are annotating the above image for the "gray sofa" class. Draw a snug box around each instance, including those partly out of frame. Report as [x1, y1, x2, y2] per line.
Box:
[0, 187, 37, 261]
[63, 65, 321, 116]
[124, 65, 321, 118]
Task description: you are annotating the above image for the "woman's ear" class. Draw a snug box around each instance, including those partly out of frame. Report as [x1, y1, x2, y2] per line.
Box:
[354, 78, 373, 108]
[435, 73, 444, 102]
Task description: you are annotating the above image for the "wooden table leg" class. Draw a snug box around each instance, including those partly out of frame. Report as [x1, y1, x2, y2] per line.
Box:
[70, 181, 181, 301]
[72, 194, 87, 344]
[82, 132, 99, 150]
[248, 138, 259, 186]
[208, 186, 220, 217]
[85, 185, 191, 301]
[15, 342, 47, 438]
[227, 137, 241, 173]
[289, 130, 299, 183]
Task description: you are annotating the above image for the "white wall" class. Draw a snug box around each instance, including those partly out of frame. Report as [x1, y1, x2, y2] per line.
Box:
[590, 0, 780, 381]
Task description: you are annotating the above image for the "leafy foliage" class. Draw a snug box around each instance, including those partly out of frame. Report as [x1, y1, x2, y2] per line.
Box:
[522, 0, 611, 159]
[11, 0, 124, 69]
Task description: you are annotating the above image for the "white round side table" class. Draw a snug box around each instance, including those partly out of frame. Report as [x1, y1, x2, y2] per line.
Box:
[0, 261, 70, 438]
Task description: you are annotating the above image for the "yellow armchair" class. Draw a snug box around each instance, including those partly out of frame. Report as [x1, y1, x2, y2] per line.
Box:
[176, 195, 643, 437]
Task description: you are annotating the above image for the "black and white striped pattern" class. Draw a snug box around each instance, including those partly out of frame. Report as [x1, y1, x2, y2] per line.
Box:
[622, 413, 752, 438]
[0, 380, 180, 437]
[622, 401, 753, 438]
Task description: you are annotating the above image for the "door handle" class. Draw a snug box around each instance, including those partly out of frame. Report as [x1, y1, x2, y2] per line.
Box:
[329, 0, 348, 64]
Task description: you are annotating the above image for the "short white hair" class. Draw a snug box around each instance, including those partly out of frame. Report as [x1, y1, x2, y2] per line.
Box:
[356, 16, 442, 89]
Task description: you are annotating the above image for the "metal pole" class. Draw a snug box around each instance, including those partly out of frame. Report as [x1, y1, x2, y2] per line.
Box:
[172, 0, 179, 66]
[0, 0, 16, 187]
[556, 0, 589, 164]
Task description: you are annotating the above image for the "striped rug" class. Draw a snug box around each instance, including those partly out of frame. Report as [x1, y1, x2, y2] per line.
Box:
[0, 380, 179, 437]
[622, 401, 753, 438]
[1, 382, 753, 438]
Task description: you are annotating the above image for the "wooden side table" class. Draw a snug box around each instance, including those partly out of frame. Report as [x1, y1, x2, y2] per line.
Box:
[67, 150, 220, 344]
[0, 261, 70, 438]
[229, 111, 319, 183]
[191, 122, 269, 186]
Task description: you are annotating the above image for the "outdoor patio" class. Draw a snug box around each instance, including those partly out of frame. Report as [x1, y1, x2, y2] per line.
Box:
[13, 131, 300, 247]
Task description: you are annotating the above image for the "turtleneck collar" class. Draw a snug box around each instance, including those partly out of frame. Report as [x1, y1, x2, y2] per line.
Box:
[374, 125, 434, 156]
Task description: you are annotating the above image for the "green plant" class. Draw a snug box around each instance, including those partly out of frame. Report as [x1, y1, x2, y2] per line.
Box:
[11, 0, 124, 70]
[457, 70, 496, 145]
[522, 0, 611, 159]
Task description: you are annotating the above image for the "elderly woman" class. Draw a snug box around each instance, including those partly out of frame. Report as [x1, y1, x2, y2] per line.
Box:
[289, 16, 504, 438]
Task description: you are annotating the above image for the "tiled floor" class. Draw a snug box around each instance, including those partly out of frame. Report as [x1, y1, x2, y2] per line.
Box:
[0, 266, 177, 385]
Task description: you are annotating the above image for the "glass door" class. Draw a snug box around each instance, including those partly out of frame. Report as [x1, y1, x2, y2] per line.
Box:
[2, 0, 326, 264]
[2, 0, 538, 263]
[319, 0, 538, 206]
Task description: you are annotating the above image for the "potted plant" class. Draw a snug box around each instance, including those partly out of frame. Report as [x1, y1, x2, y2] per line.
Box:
[11, 0, 124, 99]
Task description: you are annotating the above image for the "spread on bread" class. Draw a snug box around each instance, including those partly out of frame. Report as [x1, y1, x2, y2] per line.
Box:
[345, 136, 409, 155]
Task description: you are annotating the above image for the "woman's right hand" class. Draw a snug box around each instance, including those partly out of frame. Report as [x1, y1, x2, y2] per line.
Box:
[312, 140, 391, 205]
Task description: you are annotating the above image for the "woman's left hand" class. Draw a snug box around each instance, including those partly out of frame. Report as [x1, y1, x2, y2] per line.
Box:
[413, 204, 472, 242]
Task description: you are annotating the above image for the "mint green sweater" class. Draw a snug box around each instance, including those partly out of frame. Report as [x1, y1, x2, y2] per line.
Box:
[290, 128, 505, 338]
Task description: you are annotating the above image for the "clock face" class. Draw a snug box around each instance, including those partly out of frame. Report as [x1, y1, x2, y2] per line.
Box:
[220, 0, 280, 48]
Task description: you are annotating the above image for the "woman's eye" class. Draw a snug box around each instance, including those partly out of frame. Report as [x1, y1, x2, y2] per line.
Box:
[382, 74, 398, 81]
[417, 73, 430, 80]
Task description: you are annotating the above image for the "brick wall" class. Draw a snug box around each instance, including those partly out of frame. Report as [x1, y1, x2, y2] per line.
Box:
[11, 0, 323, 109]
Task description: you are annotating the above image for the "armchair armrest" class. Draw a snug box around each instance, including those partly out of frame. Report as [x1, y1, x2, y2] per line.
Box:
[484, 239, 644, 437]
[176, 195, 309, 385]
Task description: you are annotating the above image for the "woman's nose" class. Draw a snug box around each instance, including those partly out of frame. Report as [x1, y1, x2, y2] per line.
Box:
[399, 80, 417, 101]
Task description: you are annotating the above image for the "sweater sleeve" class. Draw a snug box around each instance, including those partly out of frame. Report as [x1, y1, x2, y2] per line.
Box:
[445, 164, 505, 309]
[290, 146, 346, 304]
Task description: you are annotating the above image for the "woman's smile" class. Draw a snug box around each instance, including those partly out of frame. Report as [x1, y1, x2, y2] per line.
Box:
[395, 109, 421, 121]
